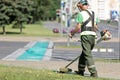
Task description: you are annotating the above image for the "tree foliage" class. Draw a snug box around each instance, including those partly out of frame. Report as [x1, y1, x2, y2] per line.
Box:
[0, 0, 35, 34]
[0, 0, 60, 34]
[0, 0, 13, 34]
[32, 0, 60, 21]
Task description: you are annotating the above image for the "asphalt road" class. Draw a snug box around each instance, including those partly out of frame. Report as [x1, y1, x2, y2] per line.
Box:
[0, 41, 29, 59]
[51, 42, 119, 61]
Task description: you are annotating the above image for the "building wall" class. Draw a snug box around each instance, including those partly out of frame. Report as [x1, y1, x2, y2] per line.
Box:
[88, 0, 119, 20]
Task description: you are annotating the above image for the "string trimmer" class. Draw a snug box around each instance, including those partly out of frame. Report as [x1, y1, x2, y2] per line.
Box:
[58, 29, 112, 73]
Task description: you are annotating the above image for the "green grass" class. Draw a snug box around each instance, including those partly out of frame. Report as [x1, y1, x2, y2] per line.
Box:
[0, 65, 115, 80]
[55, 45, 105, 49]
[99, 20, 118, 27]
[95, 59, 120, 63]
[0, 23, 60, 37]
[56, 45, 82, 49]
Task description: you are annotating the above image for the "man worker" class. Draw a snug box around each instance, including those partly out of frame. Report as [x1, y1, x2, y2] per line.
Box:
[69, 0, 99, 77]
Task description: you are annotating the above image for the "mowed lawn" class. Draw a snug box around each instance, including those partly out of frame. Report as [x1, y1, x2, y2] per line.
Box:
[0, 65, 114, 80]
[0, 23, 60, 37]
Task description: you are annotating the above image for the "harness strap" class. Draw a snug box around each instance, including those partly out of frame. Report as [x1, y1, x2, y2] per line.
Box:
[81, 10, 94, 32]
[81, 17, 91, 27]
[85, 10, 94, 27]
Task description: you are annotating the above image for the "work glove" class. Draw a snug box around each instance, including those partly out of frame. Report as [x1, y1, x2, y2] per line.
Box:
[68, 33, 74, 38]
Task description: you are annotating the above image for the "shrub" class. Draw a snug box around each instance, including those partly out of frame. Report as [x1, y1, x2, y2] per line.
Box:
[53, 28, 59, 33]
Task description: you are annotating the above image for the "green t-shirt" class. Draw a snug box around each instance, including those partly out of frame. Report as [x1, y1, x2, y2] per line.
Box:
[76, 10, 99, 26]
[76, 13, 83, 23]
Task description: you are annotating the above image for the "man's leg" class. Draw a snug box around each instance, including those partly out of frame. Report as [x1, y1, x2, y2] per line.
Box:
[81, 35, 98, 77]
[77, 52, 86, 76]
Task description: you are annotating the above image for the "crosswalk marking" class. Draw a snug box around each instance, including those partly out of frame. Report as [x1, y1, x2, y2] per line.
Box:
[2, 41, 54, 61]
[92, 48, 114, 53]
[107, 48, 114, 52]
[92, 49, 98, 52]
[100, 48, 107, 52]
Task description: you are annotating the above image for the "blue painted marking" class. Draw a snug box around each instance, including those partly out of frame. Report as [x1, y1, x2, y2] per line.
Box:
[17, 41, 49, 60]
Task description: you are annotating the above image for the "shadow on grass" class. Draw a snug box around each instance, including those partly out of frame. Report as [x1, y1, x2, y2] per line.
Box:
[0, 32, 25, 35]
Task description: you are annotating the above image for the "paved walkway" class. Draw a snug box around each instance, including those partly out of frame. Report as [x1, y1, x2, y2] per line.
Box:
[0, 35, 119, 42]
[0, 36, 120, 79]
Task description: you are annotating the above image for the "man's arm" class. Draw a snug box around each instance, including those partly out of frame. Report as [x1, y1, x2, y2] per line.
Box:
[68, 23, 81, 38]
[94, 25, 99, 32]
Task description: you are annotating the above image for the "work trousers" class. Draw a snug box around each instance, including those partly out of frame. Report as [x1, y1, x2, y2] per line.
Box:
[78, 35, 97, 74]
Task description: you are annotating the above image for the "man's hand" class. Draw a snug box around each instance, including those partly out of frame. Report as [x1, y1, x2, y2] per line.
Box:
[68, 33, 74, 38]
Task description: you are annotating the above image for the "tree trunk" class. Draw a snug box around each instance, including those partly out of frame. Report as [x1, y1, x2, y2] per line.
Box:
[20, 23, 22, 34]
[2, 26, 6, 35]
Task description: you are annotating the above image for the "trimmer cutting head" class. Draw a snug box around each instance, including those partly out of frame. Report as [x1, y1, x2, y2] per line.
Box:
[58, 56, 80, 73]
[59, 67, 72, 73]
